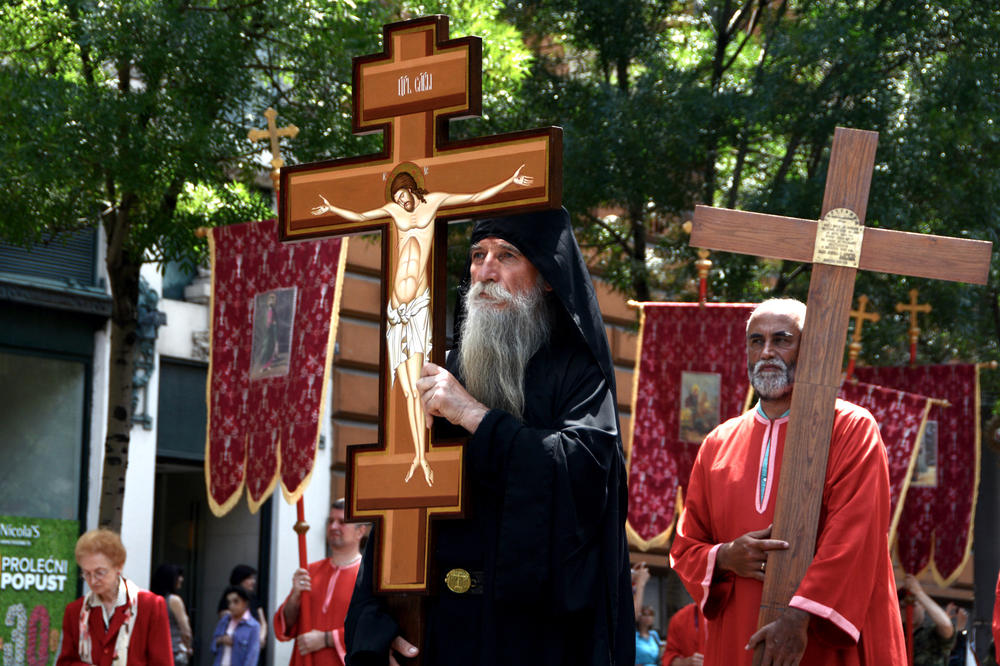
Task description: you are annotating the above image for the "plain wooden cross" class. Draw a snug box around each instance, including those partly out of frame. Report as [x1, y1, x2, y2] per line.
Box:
[278, 15, 560, 596]
[690, 127, 991, 656]
[248, 107, 299, 191]
[845, 294, 879, 379]
[896, 288, 932, 365]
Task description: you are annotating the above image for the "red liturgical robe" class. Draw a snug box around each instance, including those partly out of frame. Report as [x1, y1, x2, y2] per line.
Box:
[661, 603, 707, 666]
[670, 400, 905, 665]
[274, 558, 361, 666]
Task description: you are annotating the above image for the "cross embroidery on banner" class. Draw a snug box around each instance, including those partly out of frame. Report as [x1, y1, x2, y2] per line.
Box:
[689, 127, 991, 653]
[278, 15, 561, 593]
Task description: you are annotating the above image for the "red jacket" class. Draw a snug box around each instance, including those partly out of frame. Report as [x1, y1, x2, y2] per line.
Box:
[57, 589, 174, 666]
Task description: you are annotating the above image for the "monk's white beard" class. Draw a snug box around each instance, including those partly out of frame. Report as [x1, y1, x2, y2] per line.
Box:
[749, 357, 795, 399]
[459, 280, 551, 419]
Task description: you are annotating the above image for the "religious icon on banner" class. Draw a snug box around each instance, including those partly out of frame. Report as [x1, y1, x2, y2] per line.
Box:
[250, 287, 297, 380]
[310, 161, 534, 487]
[679, 371, 721, 443]
[911, 419, 939, 487]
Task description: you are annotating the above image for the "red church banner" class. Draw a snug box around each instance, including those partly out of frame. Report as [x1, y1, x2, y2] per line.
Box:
[205, 218, 347, 516]
[837, 380, 932, 544]
[853, 364, 980, 584]
[626, 302, 756, 550]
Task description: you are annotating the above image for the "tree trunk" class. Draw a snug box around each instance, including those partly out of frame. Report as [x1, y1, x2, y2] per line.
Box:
[98, 206, 141, 532]
[630, 206, 650, 302]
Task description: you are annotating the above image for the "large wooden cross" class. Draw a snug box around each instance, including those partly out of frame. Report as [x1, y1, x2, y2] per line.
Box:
[689, 127, 991, 655]
[278, 16, 560, 596]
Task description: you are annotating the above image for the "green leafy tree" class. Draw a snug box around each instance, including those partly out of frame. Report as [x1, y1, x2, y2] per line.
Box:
[498, 0, 1000, 418]
[0, 0, 531, 531]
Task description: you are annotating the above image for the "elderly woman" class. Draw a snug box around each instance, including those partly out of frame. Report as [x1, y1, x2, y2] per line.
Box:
[57, 529, 173, 666]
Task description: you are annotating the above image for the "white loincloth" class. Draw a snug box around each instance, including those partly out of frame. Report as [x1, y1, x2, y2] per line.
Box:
[386, 288, 432, 384]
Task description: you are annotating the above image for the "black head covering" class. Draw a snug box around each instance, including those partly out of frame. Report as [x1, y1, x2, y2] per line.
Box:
[458, 207, 617, 392]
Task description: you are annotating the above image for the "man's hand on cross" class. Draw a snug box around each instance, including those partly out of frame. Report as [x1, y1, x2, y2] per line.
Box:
[745, 606, 809, 666]
[418, 362, 488, 433]
[716, 525, 788, 582]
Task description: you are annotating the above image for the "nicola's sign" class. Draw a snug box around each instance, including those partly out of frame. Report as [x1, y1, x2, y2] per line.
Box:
[0, 515, 78, 666]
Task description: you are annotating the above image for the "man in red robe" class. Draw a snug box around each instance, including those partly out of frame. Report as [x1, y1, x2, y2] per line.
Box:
[670, 298, 906, 665]
[274, 499, 369, 666]
[661, 603, 706, 666]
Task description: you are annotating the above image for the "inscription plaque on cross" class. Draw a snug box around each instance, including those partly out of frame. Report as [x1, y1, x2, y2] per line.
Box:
[279, 15, 561, 594]
[689, 127, 991, 659]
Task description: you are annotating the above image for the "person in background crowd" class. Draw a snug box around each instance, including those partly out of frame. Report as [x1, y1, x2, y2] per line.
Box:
[219, 564, 268, 649]
[635, 605, 664, 666]
[151, 563, 193, 664]
[213, 585, 261, 666]
[57, 529, 173, 666]
[632, 562, 651, 620]
[661, 603, 706, 666]
[901, 574, 956, 666]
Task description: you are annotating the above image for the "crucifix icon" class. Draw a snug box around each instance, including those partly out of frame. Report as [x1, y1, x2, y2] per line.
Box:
[248, 107, 299, 191]
[690, 126, 991, 658]
[845, 294, 879, 379]
[278, 15, 560, 594]
[895, 288, 932, 365]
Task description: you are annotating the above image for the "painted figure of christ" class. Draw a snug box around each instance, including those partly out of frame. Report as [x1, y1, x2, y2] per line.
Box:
[311, 162, 534, 486]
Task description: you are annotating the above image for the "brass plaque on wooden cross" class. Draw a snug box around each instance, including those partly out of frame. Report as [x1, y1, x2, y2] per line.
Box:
[278, 15, 561, 593]
[689, 127, 991, 656]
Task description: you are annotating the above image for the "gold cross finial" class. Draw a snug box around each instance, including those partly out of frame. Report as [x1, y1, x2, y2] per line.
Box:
[849, 294, 880, 343]
[895, 288, 932, 342]
[846, 294, 879, 379]
[248, 107, 299, 192]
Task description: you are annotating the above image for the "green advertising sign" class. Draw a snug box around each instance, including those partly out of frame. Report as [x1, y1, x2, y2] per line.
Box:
[0, 515, 79, 666]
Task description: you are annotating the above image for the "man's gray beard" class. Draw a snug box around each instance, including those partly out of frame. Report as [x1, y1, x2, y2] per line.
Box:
[459, 280, 552, 419]
[749, 357, 795, 399]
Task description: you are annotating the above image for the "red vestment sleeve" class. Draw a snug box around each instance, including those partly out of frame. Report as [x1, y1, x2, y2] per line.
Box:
[669, 424, 734, 619]
[788, 404, 893, 645]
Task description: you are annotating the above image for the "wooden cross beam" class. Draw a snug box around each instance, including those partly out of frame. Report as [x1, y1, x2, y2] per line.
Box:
[895, 288, 932, 365]
[248, 107, 299, 191]
[689, 127, 991, 655]
[845, 294, 879, 379]
[278, 15, 560, 595]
